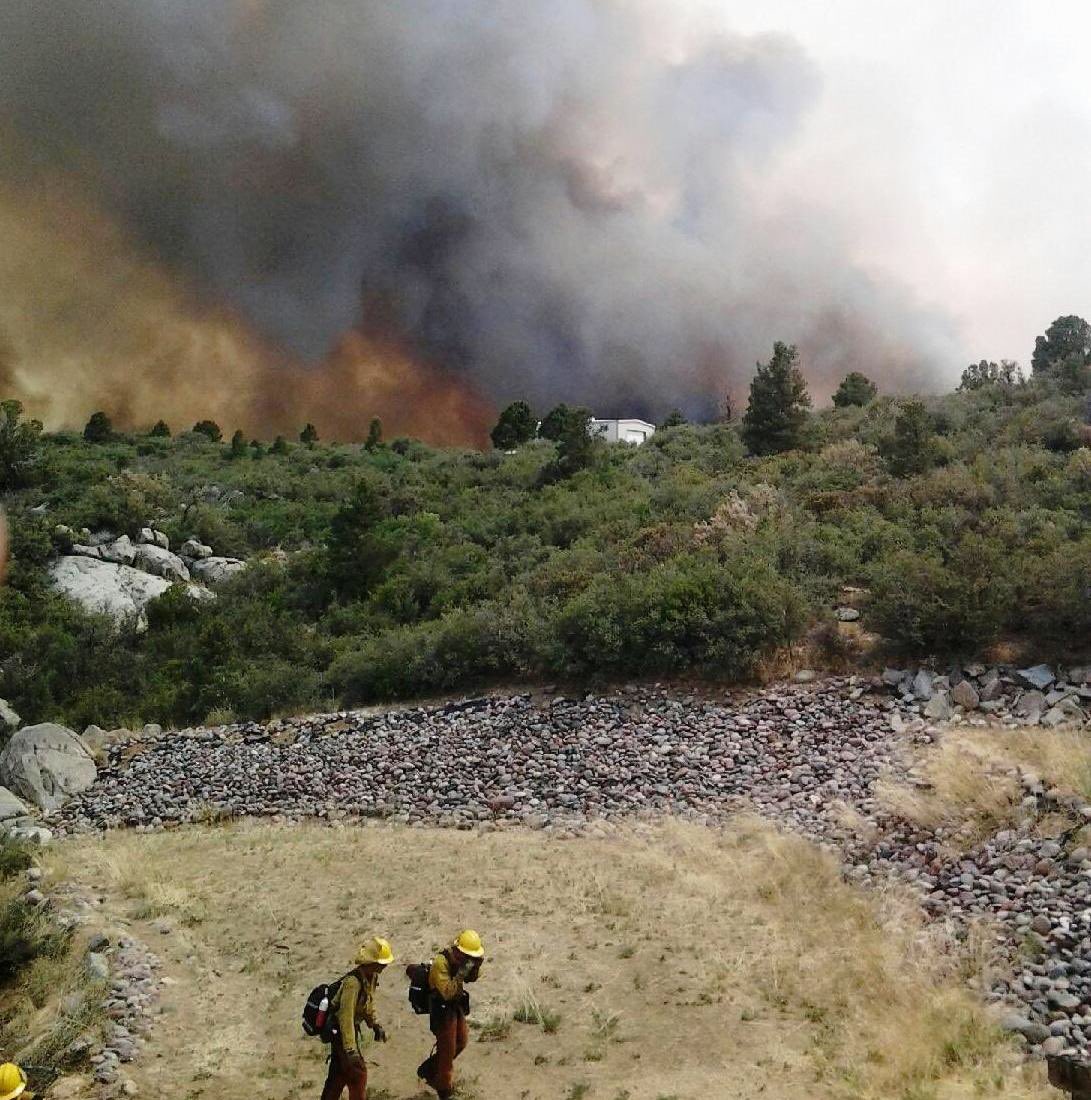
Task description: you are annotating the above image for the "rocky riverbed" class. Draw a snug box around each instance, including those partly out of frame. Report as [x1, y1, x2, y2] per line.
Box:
[42, 674, 1091, 1064]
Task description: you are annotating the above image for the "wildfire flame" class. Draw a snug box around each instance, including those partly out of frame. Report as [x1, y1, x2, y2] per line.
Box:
[0, 179, 493, 446]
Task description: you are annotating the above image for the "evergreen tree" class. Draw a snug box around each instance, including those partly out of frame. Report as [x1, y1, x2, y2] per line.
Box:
[490, 401, 537, 450]
[1032, 315, 1091, 375]
[539, 403, 573, 441]
[741, 342, 811, 455]
[149, 419, 171, 438]
[271, 435, 289, 455]
[959, 360, 1022, 391]
[192, 419, 223, 442]
[832, 372, 877, 408]
[325, 479, 396, 599]
[885, 400, 936, 477]
[0, 399, 43, 491]
[300, 422, 319, 446]
[229, 429, 247, 458]
[250, 438, 266, 458]
[660, 409, 687, 429]
[365, 418, 383, 452]
[552, 406, 596, 477]
[83, 410, 114, 443]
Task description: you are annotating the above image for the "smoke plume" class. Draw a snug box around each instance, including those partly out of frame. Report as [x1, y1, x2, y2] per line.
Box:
[0, 0, 958, 442]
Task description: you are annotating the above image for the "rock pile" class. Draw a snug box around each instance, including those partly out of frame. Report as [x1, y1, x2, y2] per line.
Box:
[48, 527, 245, 623]
[880, 662, 1090, 727]
[21, 862, 162, 1099]
[54, 680, 902, 835]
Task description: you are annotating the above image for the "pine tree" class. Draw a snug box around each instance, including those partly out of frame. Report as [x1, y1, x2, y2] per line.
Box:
[885, 400, 935, 477]
[300, 423, 319, 446]
[365, 418, 383, 452]
[741, 342, 811, 455]
[271, 435, 288, 455]
[552, 406, 596, 477]
[1032, 315, 1091, 374]
[539, 403, 573, 441]
[149, 419, 171, 438]
[325, 479, 396, 599]
[490, 401, 537, 450]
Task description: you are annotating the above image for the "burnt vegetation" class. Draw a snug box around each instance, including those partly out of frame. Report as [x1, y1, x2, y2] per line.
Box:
[0, 318, 1090, 730]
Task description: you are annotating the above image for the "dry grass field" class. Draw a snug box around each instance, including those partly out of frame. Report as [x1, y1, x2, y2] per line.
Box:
[877, 725, 1091, 852]
[38, 815, 1053, 1100]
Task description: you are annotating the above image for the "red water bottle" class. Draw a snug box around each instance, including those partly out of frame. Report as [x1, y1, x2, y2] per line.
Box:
[315, 994, 330, 1031]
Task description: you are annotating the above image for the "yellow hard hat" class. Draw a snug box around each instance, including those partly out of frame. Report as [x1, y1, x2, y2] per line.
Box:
[455, 929, 485, 958]
[355, 937, 394, 966]
[0, 1064, 26, 1100]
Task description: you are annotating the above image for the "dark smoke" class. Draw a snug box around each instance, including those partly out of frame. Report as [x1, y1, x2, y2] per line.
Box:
[0, 0, 958, 425]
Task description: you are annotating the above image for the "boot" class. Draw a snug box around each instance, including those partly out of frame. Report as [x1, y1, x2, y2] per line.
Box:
[417, 1056, 434, 1085]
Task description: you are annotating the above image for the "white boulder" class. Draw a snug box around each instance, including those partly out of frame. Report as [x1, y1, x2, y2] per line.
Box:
[180, 539, 213, 559]
[0, 785, 30, 821]
[98, 535, 137, 566]
[0, 698, 20, 733]
[190, 557, 246, 585]
[132, 544, 190, 582]
[0, 722, 96, 813]
[49, 556, 172, 622]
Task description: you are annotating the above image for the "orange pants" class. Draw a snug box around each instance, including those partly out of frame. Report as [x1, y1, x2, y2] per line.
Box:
[320, 1037, 368, 1100]
[421, 1008, 469, 1098]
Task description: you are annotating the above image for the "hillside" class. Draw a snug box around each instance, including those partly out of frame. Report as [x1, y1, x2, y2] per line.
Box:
[0, 350, 1090, 731]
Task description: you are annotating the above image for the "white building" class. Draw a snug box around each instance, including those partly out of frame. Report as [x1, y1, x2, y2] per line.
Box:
[590, 418, 656, 445]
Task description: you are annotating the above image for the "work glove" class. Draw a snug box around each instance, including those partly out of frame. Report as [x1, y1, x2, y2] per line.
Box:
[372, 1024, 388, 1043]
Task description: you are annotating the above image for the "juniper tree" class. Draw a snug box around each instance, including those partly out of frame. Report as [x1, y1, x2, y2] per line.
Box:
[192, 419, 223, 442]
[832, 372, 877, 408]
[83, 410, 113, 443]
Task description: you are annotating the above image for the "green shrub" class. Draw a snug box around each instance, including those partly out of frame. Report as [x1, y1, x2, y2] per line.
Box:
[0, 836, 32, 881]
[553, 552, 805, 677]
[867, 538, 1013, 653]
[0, 896, 68, 985]
[1023, 538, 1091, 646]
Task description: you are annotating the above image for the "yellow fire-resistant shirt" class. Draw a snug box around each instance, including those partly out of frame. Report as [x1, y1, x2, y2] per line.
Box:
[429, 950, 482, 1003]
[332, 970, 379, 1055]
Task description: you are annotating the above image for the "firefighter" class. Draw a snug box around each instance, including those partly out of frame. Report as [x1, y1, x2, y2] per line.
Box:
[0, 1064, 27, 1100]
[417, 930, 485, 1099]
[319, 937, 393, 1100]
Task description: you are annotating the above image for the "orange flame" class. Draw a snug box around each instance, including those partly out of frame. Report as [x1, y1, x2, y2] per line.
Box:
[0, 178, 494, 447]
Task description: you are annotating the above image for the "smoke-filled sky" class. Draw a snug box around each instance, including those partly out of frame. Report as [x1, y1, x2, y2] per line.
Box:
[0, 0, 1087, 442]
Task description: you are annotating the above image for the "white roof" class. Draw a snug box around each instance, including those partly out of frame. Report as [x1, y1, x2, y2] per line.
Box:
[591, 418, 656, 429]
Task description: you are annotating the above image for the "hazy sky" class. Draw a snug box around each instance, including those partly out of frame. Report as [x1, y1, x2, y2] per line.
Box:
[0, 0, 1085, 433]
[719, 0, 1091, 375]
